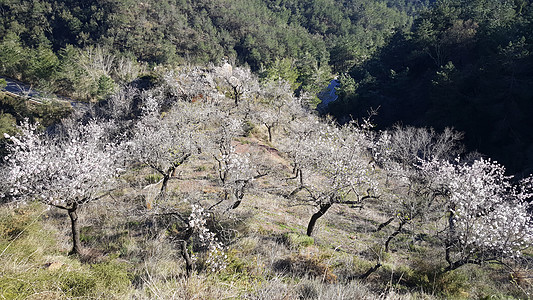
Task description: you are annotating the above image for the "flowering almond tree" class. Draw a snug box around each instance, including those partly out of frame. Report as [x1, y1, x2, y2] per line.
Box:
[160, 66, 220, 104]
[372, 126, 464, 252]
[280, 114, 324, 188]
[254, 80, 294, 142]
[214, 62, 259, 106]
[160, 202, 227, 277]
[128, 97, 212, 203]
[253, 104, 283, 143]
[283, 119, 377, 236]
[421, 158, 533, 271]
[208, 115, 266, 210]
[1, 121, 121, 255]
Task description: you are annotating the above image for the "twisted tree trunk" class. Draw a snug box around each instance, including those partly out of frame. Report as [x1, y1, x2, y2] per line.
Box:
[307, 202, 333, 236]
[67, 202, 81, 256]
[180, 240, 194, 277]
[359, 263, 382, 280]
[384, 219, 407, 252]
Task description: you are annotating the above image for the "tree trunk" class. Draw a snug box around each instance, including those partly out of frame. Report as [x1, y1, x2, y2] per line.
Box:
[230, 200, 242, 210]
[359, 262, 382, 280]
[445, 242, 453, 267]
[288, 186, 304, 198]
[384, 219, 406, 252]
[444, 260, 464, 273]
[375, 217, 395, 232]
[180, 240, 194, 277]
[229, 180, 250, 210]
[443, 256, 484, 273]
[233, 86, 239, 105]
[68, 202, 82, 256]
[267, 125, 273, 142]
[158, 166, 176, 201]
[307, 202, 333, 236]
[157, 155, 190, 202]
[229, 191, 243, 210]
[444, 207, 456, 271]
[159, 174, 170, 197]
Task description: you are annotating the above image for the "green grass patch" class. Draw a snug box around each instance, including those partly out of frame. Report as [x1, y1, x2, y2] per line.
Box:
[145, 173, 163, 184]
[0, 259, 132, 299]
[282, 232, 314, 249]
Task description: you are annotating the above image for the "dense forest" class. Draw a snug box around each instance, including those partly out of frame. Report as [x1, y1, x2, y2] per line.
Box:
[0, 0, 422, 100]
[330, 0, 533, 176]
[0, 0, 426, 160]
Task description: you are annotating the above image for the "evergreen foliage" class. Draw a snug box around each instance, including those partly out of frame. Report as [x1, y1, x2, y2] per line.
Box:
[330, 0, 533, 176]
[0, 0, 416, 99]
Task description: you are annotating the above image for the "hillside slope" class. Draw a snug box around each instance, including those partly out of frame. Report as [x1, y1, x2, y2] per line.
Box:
[1, 64, 531, 299]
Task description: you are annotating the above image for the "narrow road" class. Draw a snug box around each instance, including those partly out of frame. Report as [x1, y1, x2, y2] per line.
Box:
[1, 77, 82, 108]
[317, 79, 340, 113]
[1, 77, 42, 98]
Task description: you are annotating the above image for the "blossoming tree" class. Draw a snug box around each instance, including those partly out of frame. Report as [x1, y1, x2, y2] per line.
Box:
[1, 121, 121, 255]
[421, 158, 533, 271]
[283, 119, 377, 236]
[208, 114, 267, 210]
[128, 96, 212, 203]
[160, 201, 227, 277]
[214, 62, 260, 106]
[253, 79, 294, 142]
[372, 126, 464, 252]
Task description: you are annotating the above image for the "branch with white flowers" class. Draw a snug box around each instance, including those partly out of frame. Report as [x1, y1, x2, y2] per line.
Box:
[421, 158, 533, 272]
[1, 120, 121, 255]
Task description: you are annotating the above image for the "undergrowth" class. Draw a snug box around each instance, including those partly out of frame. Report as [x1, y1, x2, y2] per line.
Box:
[0, 134, 531, 299]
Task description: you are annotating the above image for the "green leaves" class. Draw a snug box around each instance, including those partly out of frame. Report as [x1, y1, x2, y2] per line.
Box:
[0, 33, 25, 77]
[0, 0, 417, 99]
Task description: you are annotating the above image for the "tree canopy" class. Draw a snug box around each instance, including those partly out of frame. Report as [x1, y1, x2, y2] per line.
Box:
[330, 0, 533, 176]
[0, 0, 418, 99]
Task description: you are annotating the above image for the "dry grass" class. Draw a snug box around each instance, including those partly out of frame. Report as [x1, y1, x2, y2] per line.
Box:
[1, 119, 531, 299]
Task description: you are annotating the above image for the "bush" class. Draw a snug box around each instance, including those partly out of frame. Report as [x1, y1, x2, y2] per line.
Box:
[95, 74, 117, 101]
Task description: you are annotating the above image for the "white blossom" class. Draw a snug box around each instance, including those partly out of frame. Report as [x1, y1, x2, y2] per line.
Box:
[2, 120, 120, 208]
[187, 204, 227, 271]
[421, 158, 533, 268]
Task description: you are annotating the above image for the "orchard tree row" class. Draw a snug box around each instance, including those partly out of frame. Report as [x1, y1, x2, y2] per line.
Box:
[1, 62, 531, 278]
